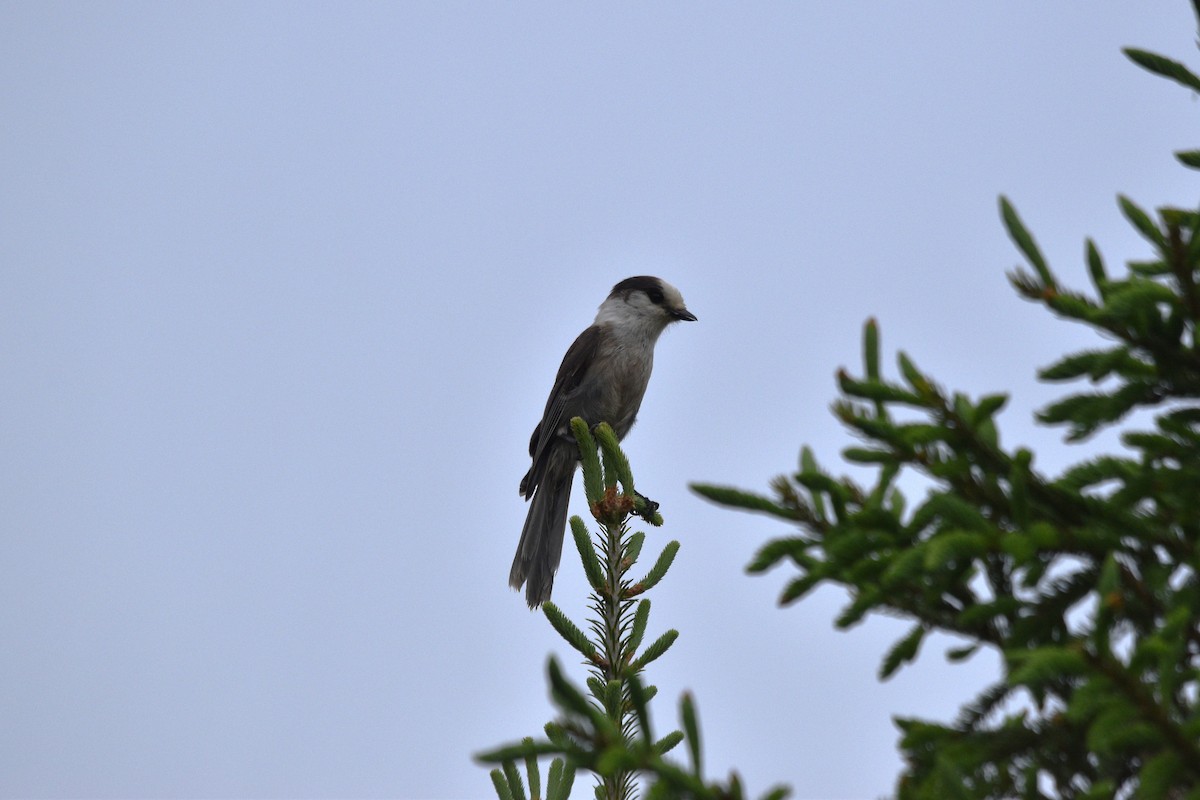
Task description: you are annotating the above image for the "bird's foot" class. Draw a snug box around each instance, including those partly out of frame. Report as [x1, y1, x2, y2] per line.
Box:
[632, 491, 660, 519]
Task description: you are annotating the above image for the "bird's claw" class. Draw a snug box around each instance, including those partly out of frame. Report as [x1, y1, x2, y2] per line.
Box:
[632, 491, 660, 519]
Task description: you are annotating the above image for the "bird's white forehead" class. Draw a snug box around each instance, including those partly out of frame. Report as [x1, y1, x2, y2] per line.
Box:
[659, 279, 685, 309]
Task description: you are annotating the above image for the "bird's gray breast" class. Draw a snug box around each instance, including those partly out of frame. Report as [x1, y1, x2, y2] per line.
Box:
[591, 337, 654, 440]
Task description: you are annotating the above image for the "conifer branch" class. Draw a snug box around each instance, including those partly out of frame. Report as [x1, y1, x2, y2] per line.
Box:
[694, 39, 1200, 791]
[480, 418, 787, 800]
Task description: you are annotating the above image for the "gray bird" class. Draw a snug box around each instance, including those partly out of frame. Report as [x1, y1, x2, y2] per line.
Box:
[510, 276, 696, 607]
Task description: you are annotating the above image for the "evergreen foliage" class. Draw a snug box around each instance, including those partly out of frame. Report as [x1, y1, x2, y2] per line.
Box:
[479, 421, 789, 800]
[692, 36, 1200, 800]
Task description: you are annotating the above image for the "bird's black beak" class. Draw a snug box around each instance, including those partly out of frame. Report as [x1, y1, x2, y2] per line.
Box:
[672, 307, 698, 322]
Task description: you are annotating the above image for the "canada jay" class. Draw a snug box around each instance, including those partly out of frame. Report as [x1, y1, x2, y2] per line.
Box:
[510, 276, 696, 608]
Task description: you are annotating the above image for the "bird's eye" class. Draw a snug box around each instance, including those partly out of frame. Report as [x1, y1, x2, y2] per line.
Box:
[646, 288, 664, 305]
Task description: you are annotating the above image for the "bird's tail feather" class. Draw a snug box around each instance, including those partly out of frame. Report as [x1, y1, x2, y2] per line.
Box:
[509, 445, 575, 608]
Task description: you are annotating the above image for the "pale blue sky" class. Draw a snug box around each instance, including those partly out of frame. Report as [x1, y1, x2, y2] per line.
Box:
[1, 3, 1195, 798]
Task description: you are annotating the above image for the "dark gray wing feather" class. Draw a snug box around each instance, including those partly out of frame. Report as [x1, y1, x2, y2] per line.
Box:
[520, 324, 602, 498]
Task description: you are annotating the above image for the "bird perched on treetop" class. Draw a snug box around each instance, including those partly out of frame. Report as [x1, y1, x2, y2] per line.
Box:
[510, 276, 697, 608]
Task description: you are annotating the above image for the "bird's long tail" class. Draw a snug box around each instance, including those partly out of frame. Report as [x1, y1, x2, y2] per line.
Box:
[509, 444, 575, 608]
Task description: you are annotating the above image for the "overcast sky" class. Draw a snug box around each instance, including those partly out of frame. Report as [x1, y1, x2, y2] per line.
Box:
[2, 3, 1196, 799]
